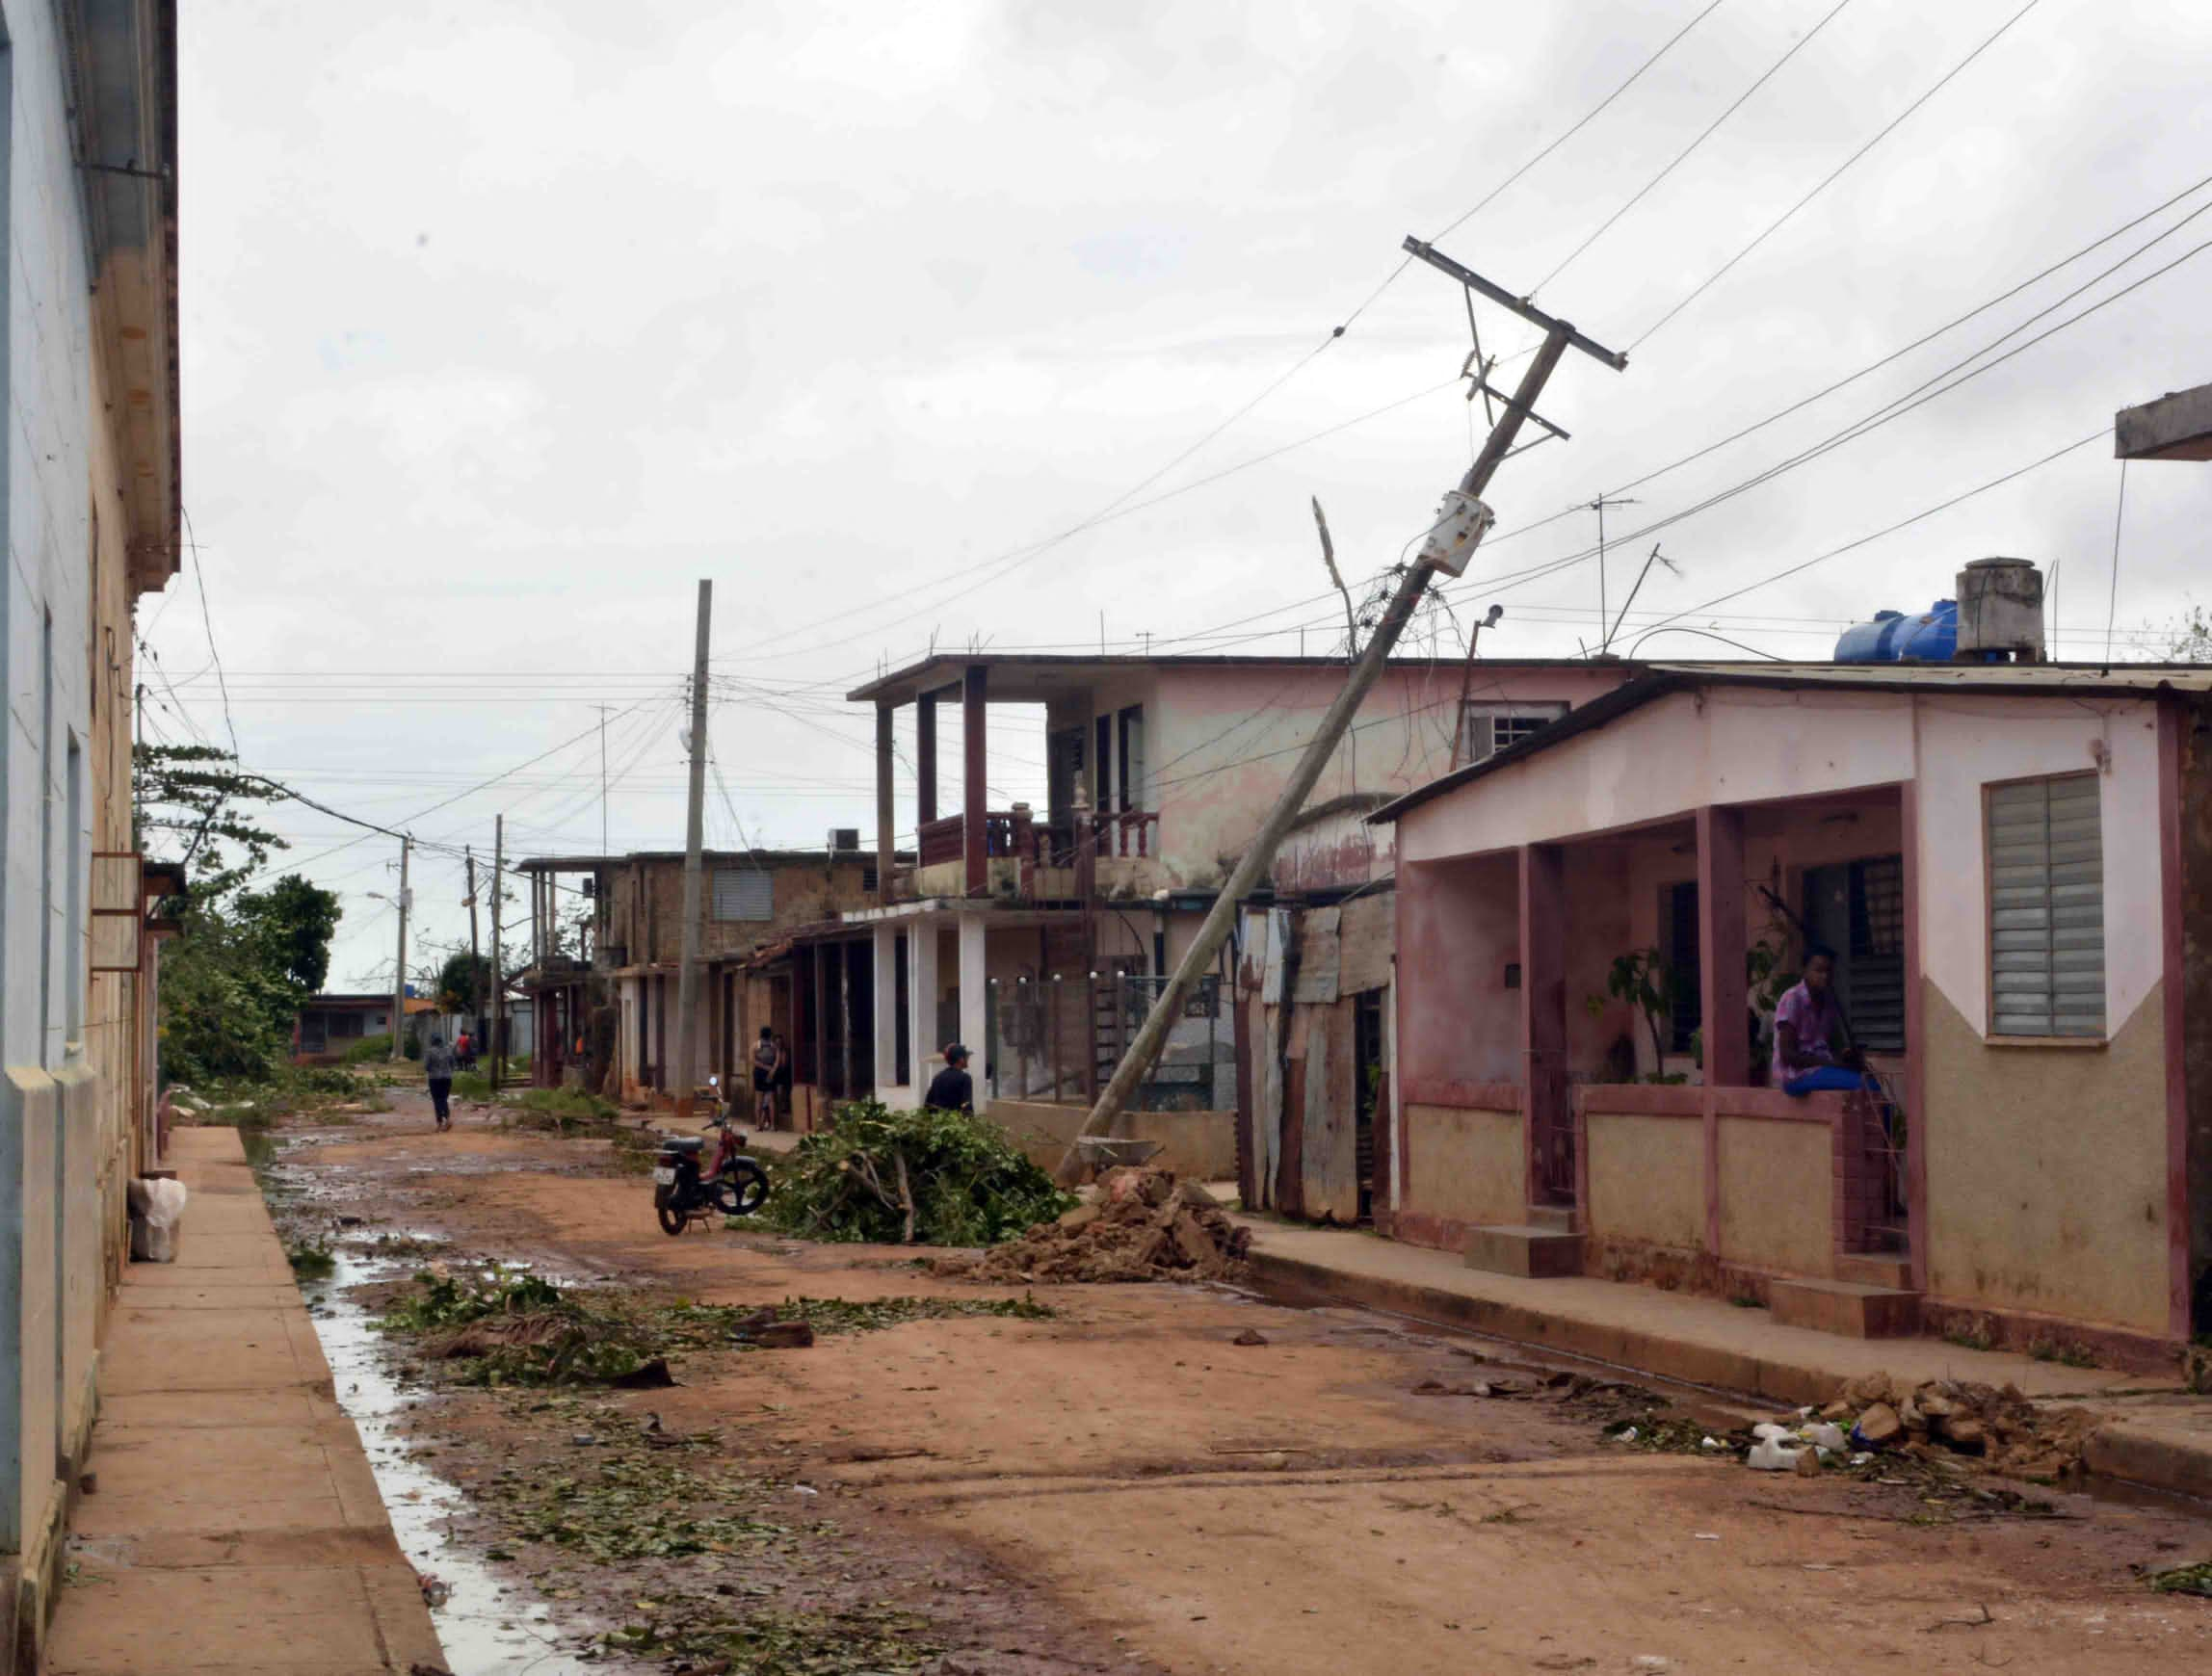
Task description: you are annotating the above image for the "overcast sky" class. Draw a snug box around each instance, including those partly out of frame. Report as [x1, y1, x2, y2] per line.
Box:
[152, 0, 2212, 992]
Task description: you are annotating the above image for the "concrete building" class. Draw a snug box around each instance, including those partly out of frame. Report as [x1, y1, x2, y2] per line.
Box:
[514, 847, 889, 1105]
[739, 655, 1634, 1171]
[0, 2, 183, 1663]
[1374, 658, 2212, 1358]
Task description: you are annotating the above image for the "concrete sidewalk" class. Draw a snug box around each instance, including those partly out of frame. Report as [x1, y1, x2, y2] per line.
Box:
[1240, 1218, 2212, 1503]
[47, 1128, 447, 1676]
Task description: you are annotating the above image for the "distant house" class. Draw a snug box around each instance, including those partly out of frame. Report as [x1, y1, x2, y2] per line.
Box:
[293, 994, 438, 1063]
[514, 847, 895, 1104]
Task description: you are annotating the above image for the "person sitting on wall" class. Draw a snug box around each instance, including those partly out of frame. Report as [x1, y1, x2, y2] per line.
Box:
[1772, 945, 1881, 1095]
[924, 1043, 975, 1114]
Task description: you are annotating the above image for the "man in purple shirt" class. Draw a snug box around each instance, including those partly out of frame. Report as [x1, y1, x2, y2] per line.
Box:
[1772, 946, 1879, 1094]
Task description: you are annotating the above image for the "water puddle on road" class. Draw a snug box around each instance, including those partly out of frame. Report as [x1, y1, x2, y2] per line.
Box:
[312, 1246, 598, 1675]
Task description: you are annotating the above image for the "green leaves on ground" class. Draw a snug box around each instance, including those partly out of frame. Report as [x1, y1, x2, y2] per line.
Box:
[2149, 1560, 2212, 1596]
[765, 1099, 1074, 1245]
[376, 1269, 1053, 1387]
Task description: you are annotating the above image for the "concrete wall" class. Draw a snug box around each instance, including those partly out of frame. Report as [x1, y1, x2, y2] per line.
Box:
[1394, 1099, 1522, 1240]
[602, 853, 878, 967]
[1923, 981, 2169, 1332]
[1716, 1114, 1832, 1278]
[988, 1097, 1236, 1182]
[1584, 1109, 1705, 1253]
[1151, 663, 1625, 892]
[1396, 851, 1519, 1091]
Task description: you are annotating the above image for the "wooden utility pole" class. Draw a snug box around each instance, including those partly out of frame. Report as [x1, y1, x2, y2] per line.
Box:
[672, 580, 713, 1118]
[490, 815, 505, 1093]
[1058, 240, 1624, 1179]
[389, 836, 411, 1061]
[465, 847, 482, 1035]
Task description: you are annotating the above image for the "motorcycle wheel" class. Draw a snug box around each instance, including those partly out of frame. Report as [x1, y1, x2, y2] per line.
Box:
[712, 1161, 769, 1218]
[656, 1202, 689, 1237]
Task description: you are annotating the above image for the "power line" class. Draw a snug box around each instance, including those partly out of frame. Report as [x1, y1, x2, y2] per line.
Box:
[1628, 0, 2047, 350]
[182, 507, 239, 757]
[1531, 0, 1856, 298]
[2103, 458, 2130, 668]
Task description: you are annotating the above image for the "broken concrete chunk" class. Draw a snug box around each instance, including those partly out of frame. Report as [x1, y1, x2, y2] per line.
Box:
[1231, 1328, 1268, 1347]
[1853, 1402, 1903, 1446]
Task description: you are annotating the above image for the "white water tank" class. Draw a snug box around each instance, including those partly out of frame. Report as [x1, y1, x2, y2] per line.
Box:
[1954, 558, 2044, 663]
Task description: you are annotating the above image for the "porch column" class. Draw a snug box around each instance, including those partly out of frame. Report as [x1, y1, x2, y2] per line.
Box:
[1696, 805, 1750, 1087]
[962, 666, 988, 894]
[872, 924, 899, 1100]
[916, 694, 937, 825]
[875, 703, 896, 903]
[959, 912, 989, 1113]
[1518, 843, 1567, 1209]
[908, 916, 940, 1105]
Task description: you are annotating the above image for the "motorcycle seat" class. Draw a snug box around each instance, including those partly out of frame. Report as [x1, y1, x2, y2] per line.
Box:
[661, 1136, 706, 1154]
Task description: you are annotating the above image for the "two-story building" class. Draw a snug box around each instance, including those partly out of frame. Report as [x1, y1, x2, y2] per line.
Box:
[754, 653, 1643, 1170]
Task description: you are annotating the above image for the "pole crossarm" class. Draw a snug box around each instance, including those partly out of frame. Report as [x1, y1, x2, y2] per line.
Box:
[1403, 236, 1628, 370]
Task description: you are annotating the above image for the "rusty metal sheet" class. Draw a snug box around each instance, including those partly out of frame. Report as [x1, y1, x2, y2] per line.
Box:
[1336, 891, 1394, 995]
[1258, 908, 1291, 1005]
[1290, 906, 1341, 1005]
[1252, 1002, 1282, 1211]
[1283, 1004, 1309, 1061]
[1302, 1002, 1359, 1224]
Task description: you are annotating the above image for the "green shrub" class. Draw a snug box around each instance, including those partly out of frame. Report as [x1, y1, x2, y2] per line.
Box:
[765, 1099, 1073, 1246]
[344, 1034, 395, 1063]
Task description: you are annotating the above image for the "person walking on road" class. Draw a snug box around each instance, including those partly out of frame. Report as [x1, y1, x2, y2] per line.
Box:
[425, 1033, 457, 1131]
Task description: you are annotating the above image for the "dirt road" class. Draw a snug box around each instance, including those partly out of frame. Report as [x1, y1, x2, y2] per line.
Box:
[260, 1091, 2212, 1674]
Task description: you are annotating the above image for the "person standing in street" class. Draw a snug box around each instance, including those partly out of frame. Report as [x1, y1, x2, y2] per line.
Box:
[923, 1043, 974, 1114]
[425, 1033, 457, 1131]
[750, 1026, 782, 1130]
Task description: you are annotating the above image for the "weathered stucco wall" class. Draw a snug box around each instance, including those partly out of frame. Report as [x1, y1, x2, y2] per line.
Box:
[1396, 852, 1519, 1090]
[1716, 1116, 1833, 1278]
[988, 1098, 1236, 1181]
[1397, 1102, 1522, 1233]
[1924, 982, 2170, 1332]
[1586, 1111, 1704, 1252]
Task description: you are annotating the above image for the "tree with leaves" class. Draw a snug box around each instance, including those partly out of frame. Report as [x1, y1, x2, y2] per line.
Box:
[135, 744, 344, 1083]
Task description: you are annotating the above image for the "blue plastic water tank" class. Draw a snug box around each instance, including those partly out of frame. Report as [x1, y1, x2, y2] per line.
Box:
[1833, 599, 1958, 663]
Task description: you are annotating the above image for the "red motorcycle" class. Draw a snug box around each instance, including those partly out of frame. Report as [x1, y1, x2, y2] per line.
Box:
[652, 1077, 769, 1235]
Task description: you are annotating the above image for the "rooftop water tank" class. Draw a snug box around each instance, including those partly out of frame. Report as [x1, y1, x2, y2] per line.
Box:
[1833, 600, 1959, 663]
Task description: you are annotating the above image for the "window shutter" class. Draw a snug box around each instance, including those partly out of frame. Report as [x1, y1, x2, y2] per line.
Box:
[1987, 775, 2104, 1037]
[711, 867, 774, 922]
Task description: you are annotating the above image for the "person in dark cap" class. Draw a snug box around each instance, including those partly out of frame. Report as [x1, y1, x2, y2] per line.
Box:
[923, 1043, 974, 1114]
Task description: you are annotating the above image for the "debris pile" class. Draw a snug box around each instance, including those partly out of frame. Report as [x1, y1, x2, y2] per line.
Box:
[958, 1168, 1251, 1284]
[1748, 1374, 2102, 1478]
[764, 1100, 1074, 1245]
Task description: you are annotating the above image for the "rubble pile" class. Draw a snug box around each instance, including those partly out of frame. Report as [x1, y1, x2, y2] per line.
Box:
[961, 1168, 1251, 1284]
[1819, 1374, 2100, 1478]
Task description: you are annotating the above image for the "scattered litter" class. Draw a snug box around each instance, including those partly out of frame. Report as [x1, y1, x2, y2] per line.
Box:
[955, 1170, 1251, 1284]
[1800, 1422, 1848, 1453]
[1745, 1438, 1803, 1471]
[1612, 1427, 1640, 1444]
[1630, 1659, 1672, 1674]
[1751, 1423, 1796, 1444]
[1693, 1532, 1720, 1541]
[1413, 1379, 1495, 1398]
[1699, 1436, 1724, 1451]
[1232, 1328, 1268, 1347]
[792, 1484, 819, 1497]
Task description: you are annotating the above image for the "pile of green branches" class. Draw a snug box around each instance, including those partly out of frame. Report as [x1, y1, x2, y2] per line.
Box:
[764, 1100, 1073, 1246]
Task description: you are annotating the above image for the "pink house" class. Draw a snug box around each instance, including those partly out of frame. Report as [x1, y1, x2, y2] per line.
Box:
[1375, 661, 2212, 1359]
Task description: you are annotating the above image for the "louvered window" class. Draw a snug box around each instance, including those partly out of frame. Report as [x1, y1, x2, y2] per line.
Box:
[1987, 775, 2104, 1038]
[711, 867, 773, 923]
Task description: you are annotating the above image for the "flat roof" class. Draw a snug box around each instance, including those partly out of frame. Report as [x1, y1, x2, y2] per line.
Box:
[517, 848, 907, 873]
[843, 652, 1700, 707]
[1369, 662, 2212, 825]
[2116, 381, 2212, 461]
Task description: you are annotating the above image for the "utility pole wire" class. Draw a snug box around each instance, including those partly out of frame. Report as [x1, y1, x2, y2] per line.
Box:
[1629, 0, 2046, 350]
[1310, 498, 1358, 657]
[1533, 0, 1856, 297]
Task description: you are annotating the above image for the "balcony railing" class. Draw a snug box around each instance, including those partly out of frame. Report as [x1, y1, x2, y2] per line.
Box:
[908, 809, 1164, 887]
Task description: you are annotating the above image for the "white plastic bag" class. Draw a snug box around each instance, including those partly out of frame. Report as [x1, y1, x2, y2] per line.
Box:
[131, 1177, 188, 1262]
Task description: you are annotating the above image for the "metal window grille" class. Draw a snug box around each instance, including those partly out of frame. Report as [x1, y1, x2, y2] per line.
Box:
[1988, 775, 2104, 1037]
[711, 867, 774, 922]
[1459, 701, 1569, 762]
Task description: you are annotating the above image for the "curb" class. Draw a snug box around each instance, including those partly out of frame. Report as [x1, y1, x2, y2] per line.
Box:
[1249, 1250, 2212, 1507]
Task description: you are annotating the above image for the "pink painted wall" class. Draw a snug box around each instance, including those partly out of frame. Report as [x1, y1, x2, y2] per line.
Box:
[1396, 851, 1520, 1088]
[1151, 663, 1630, 891]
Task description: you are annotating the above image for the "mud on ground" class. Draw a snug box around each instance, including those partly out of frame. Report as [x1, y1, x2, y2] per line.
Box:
[249, 1093, 2212, 1675]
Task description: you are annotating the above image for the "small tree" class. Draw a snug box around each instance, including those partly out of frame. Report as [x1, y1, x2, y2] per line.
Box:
[1589, 948, 1672, 1076]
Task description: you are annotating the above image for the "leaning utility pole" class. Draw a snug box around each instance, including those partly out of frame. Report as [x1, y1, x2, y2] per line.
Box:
[671, 581, 713, 1118]
[1058, 238, 1625, 1179]
[390, 836, 412, 1061]
[490, 815, 505, 1094]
